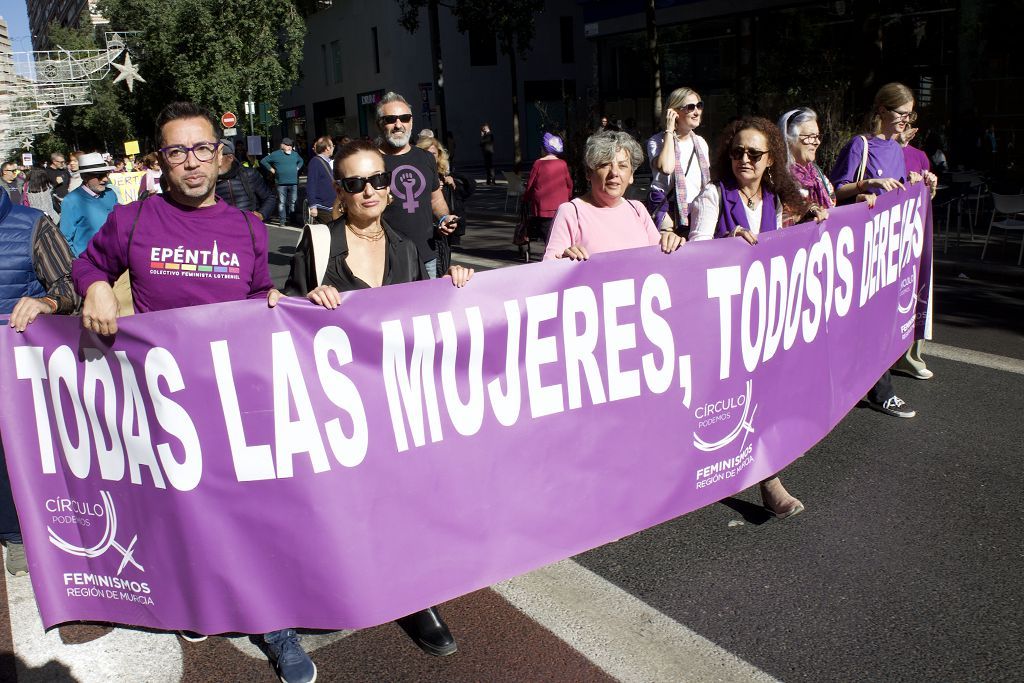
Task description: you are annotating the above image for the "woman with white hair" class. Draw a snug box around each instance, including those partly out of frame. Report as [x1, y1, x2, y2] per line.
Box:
[777, 107, 835, 227]
[544, 131, 683, 261]
[645, 86, 711, 235]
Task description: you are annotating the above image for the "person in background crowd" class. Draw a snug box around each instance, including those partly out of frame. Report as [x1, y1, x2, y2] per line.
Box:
[45, 152, 70, 211]
[72, 101, 315, 683]
[445, 130, 456, 163]
[520, 132, 572, 260]
[216, 139, 275, 221]
[924, 130, 948, 173]
[544, 130, 682, 261]
[479, 123, 495, 185]
[830, 82, 926, 418]
[690, 116, 816, 519]
[0, 185, 80, 577]
[59, 152, 118, 256]
[377, 91, 458, 278]
[0, 161, 24, 205]
[67, 153, 83, 192]
[261, 137, 305, 225]
[647, 86, 711, 236]
[24, 169, 59, 224]
[306, 135, 336, 224]
[139, 153, 163, 195]
[112, 157, 127, 174]
[778, 107, 837, 227]
[416, 135, 474, 272]
[269, 139, 471, 663]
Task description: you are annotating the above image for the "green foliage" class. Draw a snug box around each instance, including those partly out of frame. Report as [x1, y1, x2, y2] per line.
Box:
[449, 0, 544, 55]
[97, 0, 305, 135]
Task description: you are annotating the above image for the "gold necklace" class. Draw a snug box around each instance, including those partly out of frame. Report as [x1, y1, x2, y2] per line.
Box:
[737, 185, 761, 209]
[347, 223, 385, 242]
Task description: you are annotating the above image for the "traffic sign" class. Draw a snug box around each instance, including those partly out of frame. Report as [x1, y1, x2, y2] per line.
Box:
[221, 111, 237, 128]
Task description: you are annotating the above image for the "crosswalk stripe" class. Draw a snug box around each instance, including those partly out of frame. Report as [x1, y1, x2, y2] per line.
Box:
[924, 342, 1024, 375]
[494, 559, 779, 683]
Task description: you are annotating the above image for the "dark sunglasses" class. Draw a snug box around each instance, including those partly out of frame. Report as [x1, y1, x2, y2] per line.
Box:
[379, 114, 413, 125]
[337, 171, 391, 193]
[677, 101, 705, 113]
[729, 147, 768, 163]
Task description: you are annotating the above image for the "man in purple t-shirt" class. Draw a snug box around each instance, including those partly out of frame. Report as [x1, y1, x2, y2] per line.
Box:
[72, 102, 316, 683]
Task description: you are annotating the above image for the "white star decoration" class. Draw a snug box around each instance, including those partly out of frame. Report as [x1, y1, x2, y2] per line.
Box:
[42, 109, 58, 130]
[112, 54, 146, 92]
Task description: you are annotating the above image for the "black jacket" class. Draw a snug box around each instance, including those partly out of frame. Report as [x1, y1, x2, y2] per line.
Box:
[283, 219, 425, 296]
[215, 161, 276, 218]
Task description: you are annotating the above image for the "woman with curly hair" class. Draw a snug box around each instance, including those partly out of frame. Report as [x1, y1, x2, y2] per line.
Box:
[689, 116, 818, 244]
[689, 116, 818, 519]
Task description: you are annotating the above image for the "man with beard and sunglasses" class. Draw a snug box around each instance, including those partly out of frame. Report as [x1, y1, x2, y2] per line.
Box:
[72, 102, 318, 683]
[375, 91, 458, 279]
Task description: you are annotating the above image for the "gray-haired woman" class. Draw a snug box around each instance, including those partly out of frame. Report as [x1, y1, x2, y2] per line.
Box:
[646, 87, 711, 235]
[778, 107, 835, 227]
[544, 131, 683, 261]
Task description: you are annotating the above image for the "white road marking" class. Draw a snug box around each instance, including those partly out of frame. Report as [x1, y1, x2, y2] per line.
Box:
[5, 572, 184, 682]
[925, 342, 1024, 375]
[494, 559, 779, 683]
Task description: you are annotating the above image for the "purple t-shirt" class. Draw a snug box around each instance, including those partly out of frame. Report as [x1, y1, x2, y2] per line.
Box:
[72, 195, 273, 313]
[829, 135, 907, 195]
[902, 144, 931, 175]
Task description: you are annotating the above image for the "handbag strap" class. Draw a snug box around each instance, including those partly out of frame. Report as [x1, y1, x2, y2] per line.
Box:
[855, 135, 869, 183]
[304, 222, 332, 286]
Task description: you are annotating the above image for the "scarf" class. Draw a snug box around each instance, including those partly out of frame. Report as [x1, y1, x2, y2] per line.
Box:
[714, 180, 778, 239]
[789, 161, 834, 209]
[670, 133, 710, 227]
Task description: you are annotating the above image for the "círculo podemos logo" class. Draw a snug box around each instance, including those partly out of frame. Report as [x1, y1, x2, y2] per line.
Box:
[46, 491, 153, 605]
[691, 380, 757, 489]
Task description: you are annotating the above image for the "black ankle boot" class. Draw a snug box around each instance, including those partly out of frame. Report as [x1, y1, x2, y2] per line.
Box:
[395, 606, 457, 657]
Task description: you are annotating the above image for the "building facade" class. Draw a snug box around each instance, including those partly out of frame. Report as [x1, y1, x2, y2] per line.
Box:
[26, 0, 106, 51]
[279, 0, 593, 166]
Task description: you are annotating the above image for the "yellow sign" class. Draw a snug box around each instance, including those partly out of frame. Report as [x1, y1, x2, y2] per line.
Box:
[124, 140, 140, 155]
[108, 172, 147, 204]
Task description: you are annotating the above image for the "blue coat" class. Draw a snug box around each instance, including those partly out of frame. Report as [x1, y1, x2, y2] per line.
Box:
[0, 190, 46, 315]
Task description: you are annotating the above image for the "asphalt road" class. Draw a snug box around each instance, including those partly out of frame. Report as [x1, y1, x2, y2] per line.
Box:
[2, 180, 1021, 682]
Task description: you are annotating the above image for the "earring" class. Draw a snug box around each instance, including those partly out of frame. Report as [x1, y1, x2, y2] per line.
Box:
[387, 192, 393, 206]
[766, 167, 774, 185]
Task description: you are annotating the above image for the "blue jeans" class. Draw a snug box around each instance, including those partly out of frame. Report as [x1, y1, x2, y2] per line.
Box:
[277, 185, 297, 224]
[424, 258, 438, 279]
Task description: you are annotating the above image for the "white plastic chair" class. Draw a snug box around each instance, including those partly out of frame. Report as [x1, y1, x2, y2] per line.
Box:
[503, 171, 525, 213]
[981, 193, 1024, 265]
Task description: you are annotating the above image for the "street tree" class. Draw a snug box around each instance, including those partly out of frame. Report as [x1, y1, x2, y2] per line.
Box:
[97, 0, 305, 137]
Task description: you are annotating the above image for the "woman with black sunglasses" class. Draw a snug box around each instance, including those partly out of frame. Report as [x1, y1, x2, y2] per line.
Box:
[272, 139, 472, 300]
[646, 86, 711, 236]
[688, 117, 811, 519]
[268, 139, 471, 661]
[688, 116, 811, 245]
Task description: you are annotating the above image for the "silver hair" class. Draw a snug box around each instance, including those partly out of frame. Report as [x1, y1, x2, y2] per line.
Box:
[777, 107, 818, 166]
[375, 91, 411, 121]
[583, 131, 643, 173]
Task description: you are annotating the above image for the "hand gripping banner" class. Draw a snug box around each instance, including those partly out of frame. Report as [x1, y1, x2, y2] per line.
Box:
[0, 184, 931, 634]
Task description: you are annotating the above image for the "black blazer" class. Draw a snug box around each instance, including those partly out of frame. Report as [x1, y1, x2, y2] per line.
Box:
[283, 218, 427, 295]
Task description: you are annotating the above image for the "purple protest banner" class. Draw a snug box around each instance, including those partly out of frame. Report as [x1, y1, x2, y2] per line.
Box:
[0, 184, 930, 634]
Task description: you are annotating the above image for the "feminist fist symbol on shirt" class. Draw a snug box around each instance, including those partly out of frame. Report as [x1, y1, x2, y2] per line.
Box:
[391, 165, 427, 213]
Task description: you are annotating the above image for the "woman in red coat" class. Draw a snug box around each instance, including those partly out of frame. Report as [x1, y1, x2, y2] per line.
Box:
[520, 132, 573, 260]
